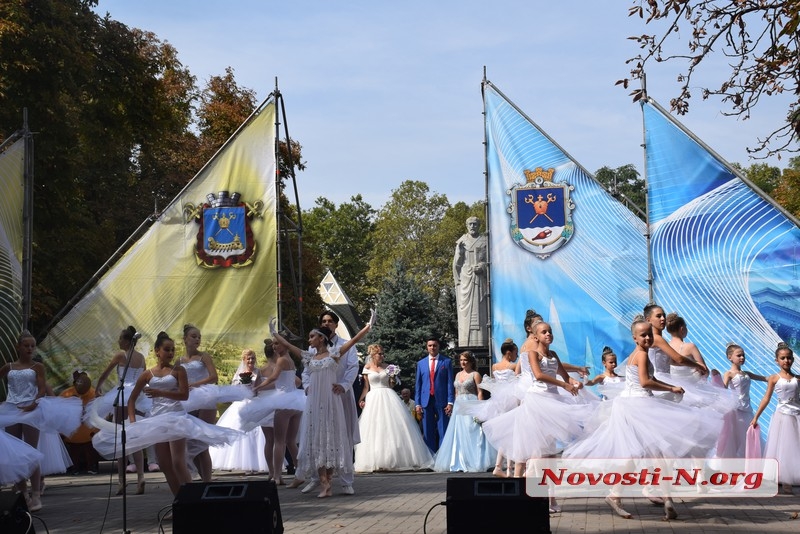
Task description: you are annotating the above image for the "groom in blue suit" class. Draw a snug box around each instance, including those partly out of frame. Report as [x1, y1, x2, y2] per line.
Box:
[415, 336, 455, 452]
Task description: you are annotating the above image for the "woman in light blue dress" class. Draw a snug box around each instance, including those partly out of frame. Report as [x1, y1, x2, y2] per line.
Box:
[433, 351, 496, 472]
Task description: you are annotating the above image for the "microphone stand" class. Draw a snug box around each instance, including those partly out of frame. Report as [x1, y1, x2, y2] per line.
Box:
[113, 335, 139, 534]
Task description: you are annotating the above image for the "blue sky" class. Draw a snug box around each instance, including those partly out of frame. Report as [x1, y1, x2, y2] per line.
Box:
[95, 1, 791, 209]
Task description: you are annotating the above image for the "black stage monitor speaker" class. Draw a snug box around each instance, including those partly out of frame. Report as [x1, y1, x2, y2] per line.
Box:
[172, 481, 283, 534]
[446, 477, 550, 533]
[0, 491, 35, 534]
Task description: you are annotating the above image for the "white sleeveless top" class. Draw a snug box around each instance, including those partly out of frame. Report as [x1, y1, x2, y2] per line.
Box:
[5, 367, 38, 404]
[148, 374, 184, 416]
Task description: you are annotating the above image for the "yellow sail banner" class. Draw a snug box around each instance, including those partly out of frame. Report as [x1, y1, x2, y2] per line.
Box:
[39, 100, 277, 385]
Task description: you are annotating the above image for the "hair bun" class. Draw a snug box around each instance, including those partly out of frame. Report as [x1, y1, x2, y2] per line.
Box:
[632, 314, 645, 323]
[601, 346, 613, 354]
[777, 341, 790, 350]
[725, 341, 736, 348]
[525, 309, 538, 318]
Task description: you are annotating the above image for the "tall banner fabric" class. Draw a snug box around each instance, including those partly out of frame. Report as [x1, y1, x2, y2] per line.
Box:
[484, 81, 647, 370]
[643, 98, 800, 430]
[0, 138, 25, 366]
[39, 100, 278, 385]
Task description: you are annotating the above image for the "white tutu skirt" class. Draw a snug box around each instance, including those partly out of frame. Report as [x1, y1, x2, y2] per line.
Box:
[37, 431, 73, 475]
[482, 389, 593, 462]
[354, 387, 433, 472]
[764, 409, 800, 485]
[0, 431, 44, 485]
[182, 384, 252, 412]
[654, 371, 738, 414]
[210, 400, 269, 472]
[91, 411, 243, 460]
[715, 408, 755, 459]
[472, 377, 520, 422]
[90, 386, 153, 418]
[238, 389, 306, 431]
[596, 380, 627, 401]
[0, 397, 83, 437]
[563, 394, 723, 462]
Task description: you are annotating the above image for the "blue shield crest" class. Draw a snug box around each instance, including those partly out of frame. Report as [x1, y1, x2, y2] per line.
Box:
[203, 206, 247, 259]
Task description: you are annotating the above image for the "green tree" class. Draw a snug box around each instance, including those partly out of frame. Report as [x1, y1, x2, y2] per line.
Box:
[735, 162, 782, 196]
[302, 195, 376, 310]
[594, 164, 646, 220]
[0, 2, 201, 330]
[772, 156, 800, 218]
[367, 180, 450, 301]
[195, 66, 257, 166]
[621, 1, 800, 158]
[367, 261, 437, 393]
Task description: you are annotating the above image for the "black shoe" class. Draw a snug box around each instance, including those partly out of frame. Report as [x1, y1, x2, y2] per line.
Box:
[286, 465, 296, 475]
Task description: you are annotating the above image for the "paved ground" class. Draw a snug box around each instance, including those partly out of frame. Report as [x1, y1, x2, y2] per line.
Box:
[5, 464, 800, 533]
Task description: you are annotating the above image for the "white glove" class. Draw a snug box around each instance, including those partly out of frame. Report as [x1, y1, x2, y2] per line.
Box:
[269, 317, 278, 337]
[367, 308, 377, 328]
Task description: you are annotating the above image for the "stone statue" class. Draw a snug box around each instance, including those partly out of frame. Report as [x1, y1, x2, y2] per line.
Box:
[453, 216, 489, 347]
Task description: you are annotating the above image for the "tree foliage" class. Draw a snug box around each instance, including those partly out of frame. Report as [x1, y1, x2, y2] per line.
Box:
[0, 1, 312, 337]
[735, 162, 783, 195]
[367, 181, 486, 309]
[594, 164, 646, 220]
[302, 195, 376, 310]
[772, 156, 800, 218]
[621, 0, 800, 158]
[0, 1, 202, 330]
[366, 261, 437, 392]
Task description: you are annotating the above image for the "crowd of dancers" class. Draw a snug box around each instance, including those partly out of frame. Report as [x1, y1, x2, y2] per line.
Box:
[467, 306, 800, 519]
[2, 302, 799, 518]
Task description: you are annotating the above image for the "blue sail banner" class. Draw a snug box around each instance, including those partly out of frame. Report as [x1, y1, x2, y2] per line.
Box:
[644, 98, 800, 430]
[484, 81, 647, 370]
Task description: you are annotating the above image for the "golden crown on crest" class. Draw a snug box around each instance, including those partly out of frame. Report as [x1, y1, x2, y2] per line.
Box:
[524, 167, 555, 183]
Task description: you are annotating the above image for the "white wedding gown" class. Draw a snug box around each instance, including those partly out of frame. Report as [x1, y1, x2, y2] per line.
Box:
[354, 367, 433, 472]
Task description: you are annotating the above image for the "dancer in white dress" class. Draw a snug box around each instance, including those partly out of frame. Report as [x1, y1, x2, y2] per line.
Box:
[355, 344, 434, 472]
[471, 339, 519, 477]
[270, 312, 374, 498]
[585, 347, 625, 401]
[482, 321, 592, 512]
[564, 318, 723, 520]
[751, 343, 800, 493]
[240, 339, 305, 485]
[93, 326, 147, 495]
[0, 430, 44, 487]
[179, 324, 218, 483]
[210, 348, 268, 473]
[0, 331, 81, 512]
[91, 332, 240, 496]
[716, 343, 767, 458]
[645, 305, 735, 415]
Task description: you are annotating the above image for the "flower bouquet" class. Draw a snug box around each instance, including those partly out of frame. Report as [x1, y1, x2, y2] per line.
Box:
[386, 364, 400, 388]
[238, 371, 253, 384]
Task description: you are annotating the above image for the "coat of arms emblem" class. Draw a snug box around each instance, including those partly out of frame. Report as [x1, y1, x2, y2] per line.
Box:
[184, 190, 263, 268]
[507, 167, 575, 259]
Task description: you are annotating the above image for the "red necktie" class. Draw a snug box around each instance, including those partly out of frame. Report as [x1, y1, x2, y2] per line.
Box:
[430, 357, 436, 396]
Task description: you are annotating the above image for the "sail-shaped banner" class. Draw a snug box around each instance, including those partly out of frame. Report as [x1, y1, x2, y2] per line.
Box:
[643, 97, 800, 431]
[39, 99, 278, 385]
[484, 81, 648, 369]
[0, 137, 25, 365]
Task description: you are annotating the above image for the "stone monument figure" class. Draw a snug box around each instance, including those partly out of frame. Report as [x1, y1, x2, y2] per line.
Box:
[453, 216, 489, 347]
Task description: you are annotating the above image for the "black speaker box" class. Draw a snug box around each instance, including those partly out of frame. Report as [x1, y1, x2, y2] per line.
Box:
[446, 477, 550, 533]
[0, 492, 35, 534]
[172, 481, 283, 534]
